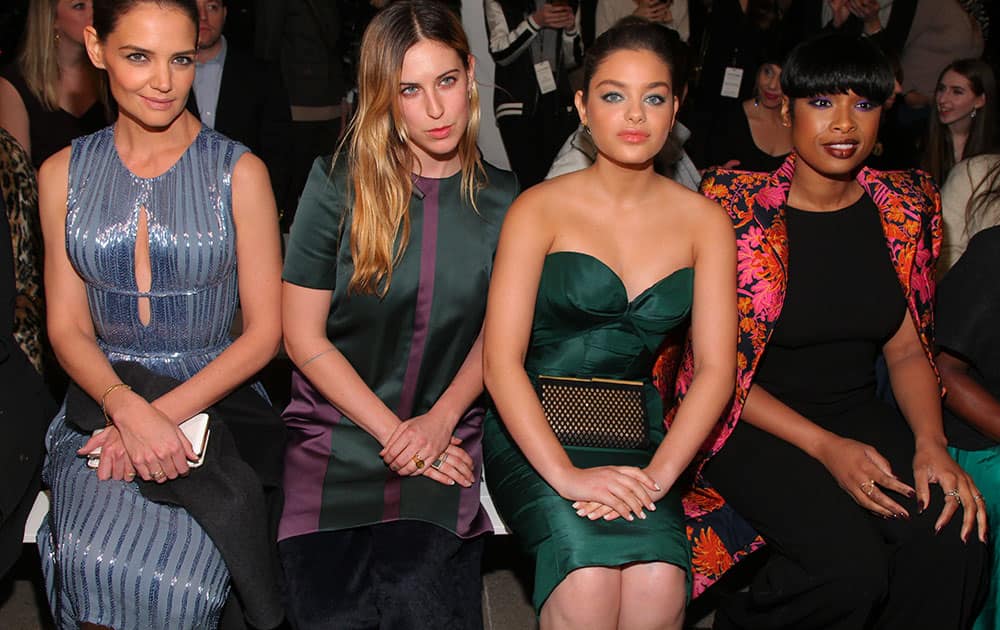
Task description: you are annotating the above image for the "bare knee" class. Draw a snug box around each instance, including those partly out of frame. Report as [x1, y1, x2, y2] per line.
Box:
[541, 567, 622, 630]
[620, 562, 687, 629]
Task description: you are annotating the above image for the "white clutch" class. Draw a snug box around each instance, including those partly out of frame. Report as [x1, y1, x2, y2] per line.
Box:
[86, 412, 210, 469]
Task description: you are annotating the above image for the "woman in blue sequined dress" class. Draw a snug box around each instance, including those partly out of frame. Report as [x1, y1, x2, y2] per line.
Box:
[35, 0, 282, 627]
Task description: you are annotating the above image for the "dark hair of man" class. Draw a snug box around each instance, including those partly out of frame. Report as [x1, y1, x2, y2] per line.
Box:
[93, 0, 199, 40]
[582, 16, 678, 97]
[780, 32, 894, 105]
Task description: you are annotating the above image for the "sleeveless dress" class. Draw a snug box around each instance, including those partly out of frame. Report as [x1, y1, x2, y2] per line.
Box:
[483, 251, 694, 611]
[38, 125, 248, 629]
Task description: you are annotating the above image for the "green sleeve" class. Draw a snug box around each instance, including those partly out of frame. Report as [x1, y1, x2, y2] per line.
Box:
[282, 156, 347, 290]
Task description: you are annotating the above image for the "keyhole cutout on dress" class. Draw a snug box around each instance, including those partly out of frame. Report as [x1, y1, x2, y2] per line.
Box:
[135, 206, 152, 326]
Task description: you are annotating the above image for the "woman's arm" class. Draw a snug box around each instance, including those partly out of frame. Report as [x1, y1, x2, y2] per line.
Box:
[483, 191, 658, 521]
[149, 153, 282, 423]
[0, 78, 30, 159]
[646, 200, 736, 491]
[39, 149, 197, 483]
[937, 350, 1000, 441]
[884, 311, 987, 542]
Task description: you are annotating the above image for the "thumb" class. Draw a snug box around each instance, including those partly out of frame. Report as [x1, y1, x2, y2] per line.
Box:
[78, 430, 109, 455]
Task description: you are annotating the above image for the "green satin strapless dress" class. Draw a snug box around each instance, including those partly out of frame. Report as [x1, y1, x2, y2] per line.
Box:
[483, 251, 695, 611]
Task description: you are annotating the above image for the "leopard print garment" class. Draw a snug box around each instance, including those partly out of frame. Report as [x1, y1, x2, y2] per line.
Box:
[0, 128, 44, 373]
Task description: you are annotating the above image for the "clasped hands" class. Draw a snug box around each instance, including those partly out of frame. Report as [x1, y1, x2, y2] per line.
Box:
[557, 465, 666, 523]
[379, 412, 475, 487]
[817, 436, 987, 543]
[77, 395, 198, 484]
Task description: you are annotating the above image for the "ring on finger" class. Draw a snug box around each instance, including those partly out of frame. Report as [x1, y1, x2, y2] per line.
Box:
[412, 454, 425, 470]
[860, 479, 876, 497]
[945, 489, 962, 505]
[150, 470, 165, 479]
[431, 456, 445, 470]
[974, 493, 985, 502]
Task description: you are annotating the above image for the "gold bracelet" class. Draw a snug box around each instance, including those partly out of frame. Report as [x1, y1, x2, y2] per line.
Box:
[100, 382, 132, 426]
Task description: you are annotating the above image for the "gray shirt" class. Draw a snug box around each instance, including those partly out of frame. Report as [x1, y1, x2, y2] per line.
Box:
[193, 36, 228, 129]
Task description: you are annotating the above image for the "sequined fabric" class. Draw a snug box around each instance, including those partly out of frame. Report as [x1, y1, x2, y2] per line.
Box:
[39, 125, 249, 629]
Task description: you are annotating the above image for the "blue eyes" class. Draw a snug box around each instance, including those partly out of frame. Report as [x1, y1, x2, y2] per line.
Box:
[599, 92, 668, 105]
[400, 75, 459, 97]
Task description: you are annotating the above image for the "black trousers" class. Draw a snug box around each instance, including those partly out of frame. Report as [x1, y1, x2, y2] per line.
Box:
[496, 94, 577, 189]
[704, 400, 988, 630]
[279, 520, 485, 630]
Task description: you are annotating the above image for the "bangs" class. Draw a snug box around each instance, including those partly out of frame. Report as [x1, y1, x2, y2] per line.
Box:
[780, 33, 894, 104]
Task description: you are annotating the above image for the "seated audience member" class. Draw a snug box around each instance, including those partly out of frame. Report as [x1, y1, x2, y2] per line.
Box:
[277, 2, 517, 628]
[779, 0, 918, 59]
[37, 0, 285, 627]
[255, 0, 346, 226]
[701, 53, 791, 172]
[187, 0, 290, 215]
[485, 0, 582, 188]
[940, 153, 1000, 272]
[547, 20, 699, 189]
[0, 127, 43, 373]
[672, 32, 988, 629]
[937, 225, 1000, 630]
[894, 0, 986, 155]
[687, 0, 779, 165]
[0, 190, 51, 580]
[0, 0, 106, 169]
[924, 59, 997, 185]
[484, 17, 736, 629]
[594, 0, 705, 42]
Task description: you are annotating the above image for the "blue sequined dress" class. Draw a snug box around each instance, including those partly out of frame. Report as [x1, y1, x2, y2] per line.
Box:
[38, 125, 248, 629]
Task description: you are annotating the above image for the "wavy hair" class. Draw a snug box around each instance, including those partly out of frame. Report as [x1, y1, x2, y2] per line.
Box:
[339, 0, 484, 296]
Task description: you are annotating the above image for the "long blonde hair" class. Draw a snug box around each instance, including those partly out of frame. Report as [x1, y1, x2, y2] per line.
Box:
[341, 0, 485, 296]
[18, 0, 105, 113]
[18, 0, 61, 110]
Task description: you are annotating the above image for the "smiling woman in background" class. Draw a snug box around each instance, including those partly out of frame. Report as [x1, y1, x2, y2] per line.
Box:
[923, 59, 997, 185]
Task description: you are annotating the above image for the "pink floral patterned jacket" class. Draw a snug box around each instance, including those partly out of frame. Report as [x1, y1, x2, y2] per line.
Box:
[656, 154, 943, 597]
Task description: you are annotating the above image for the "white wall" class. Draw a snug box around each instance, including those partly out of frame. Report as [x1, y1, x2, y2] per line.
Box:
[462, 0, 511, 169]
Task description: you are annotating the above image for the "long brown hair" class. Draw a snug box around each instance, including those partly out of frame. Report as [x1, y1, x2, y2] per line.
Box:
[341, 0, 484, 296]
[924, 59, 997, 183]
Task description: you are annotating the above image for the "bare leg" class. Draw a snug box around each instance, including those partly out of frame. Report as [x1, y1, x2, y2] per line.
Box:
[618, 562, 686, 630]
[540, 566, 622, 630]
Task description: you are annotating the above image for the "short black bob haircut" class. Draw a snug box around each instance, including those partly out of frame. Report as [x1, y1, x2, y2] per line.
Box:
[780, 32, 895, 105]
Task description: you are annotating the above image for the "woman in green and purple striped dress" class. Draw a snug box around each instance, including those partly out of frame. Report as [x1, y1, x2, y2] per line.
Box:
[277, 2, 517, 628]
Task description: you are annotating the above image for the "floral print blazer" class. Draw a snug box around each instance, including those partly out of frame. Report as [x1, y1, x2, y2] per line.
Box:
[658, 153, 943, 597]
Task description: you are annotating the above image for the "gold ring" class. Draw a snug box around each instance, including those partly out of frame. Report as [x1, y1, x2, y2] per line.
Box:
[860, 480, 876, 497]
[945, 489, 962, 505]
[151, 470, 164, 479]
[412, 455, 425, 470]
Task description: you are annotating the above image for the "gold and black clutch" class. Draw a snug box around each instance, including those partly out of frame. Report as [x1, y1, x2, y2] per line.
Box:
[536, 376, 649, 450]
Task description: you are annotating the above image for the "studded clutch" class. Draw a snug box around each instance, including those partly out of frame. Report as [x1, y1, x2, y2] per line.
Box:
[536, 376, 650, 450]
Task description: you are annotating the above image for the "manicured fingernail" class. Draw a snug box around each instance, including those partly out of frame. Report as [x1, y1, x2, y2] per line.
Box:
[572, 502, 580, 509]
[962, 532, 969, 544]
[898, 512, 909, 520]
[638, 511, 646, 520]
[590, 514, 599, 520]
[449, 480, 456, 485]
[654, 483, 662, 491]
[934, 524, 942, 535]
[648, 503, 656, 511]
[907, 489, 916, 498]
[626, 514, 634, 521]
[918, 500, 925, 513]
[577, 509, 586, 516]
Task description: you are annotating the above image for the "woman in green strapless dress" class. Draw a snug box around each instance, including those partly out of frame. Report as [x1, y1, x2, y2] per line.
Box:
[482, 18, 738, 630]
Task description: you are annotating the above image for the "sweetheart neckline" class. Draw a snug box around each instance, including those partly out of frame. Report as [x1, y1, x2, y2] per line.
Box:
[545, 251, 693, 305]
